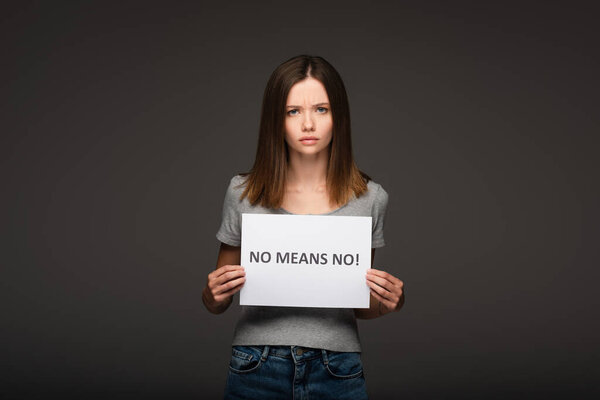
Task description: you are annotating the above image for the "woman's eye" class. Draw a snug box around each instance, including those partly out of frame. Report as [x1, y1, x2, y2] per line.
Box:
[316, 107, 328, 113]
[287, 109, 299, 116]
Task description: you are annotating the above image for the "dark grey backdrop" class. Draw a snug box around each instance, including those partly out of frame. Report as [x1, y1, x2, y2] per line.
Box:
[2, 1, 598, 399]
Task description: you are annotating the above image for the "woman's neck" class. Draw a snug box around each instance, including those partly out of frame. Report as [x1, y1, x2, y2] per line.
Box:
[286, 150, 329, 192]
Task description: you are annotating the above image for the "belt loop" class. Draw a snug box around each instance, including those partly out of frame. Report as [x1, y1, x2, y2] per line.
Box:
[321, 349, 329, 365]
[261, 345, 270, 362]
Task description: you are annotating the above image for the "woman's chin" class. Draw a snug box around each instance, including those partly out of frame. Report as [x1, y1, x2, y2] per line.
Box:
[289, 147, 329, 158]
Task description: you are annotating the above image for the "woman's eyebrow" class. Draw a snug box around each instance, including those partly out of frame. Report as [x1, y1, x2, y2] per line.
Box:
[286, 103, 330, 108]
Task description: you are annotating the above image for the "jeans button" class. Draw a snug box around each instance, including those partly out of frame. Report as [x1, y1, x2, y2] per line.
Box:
[296, 348, 304, 356]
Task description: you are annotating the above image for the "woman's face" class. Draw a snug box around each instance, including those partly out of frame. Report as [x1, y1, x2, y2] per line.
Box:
[284, 77, 333, 157]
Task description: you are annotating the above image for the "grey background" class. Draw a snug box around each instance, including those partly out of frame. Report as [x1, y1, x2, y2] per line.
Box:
[2, 1, 598, 399]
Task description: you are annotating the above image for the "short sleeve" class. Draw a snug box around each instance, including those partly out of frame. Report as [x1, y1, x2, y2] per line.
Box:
[371, 184, 389, 248]
[215, 177, 243, 247]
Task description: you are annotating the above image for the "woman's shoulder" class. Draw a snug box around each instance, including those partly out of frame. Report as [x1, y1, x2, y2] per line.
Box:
[226, 174, 249, 193]
[364, 179, 388, 204]
[221, 174, 249, 208]
[366, 178, 384, 192]
[224, 174, 275, 213]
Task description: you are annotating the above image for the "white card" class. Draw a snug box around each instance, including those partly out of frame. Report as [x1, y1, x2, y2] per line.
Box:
[240, 213, 372, 308]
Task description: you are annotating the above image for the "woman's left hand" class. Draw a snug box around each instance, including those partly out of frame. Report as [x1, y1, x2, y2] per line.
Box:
[366, 269, 405, 314]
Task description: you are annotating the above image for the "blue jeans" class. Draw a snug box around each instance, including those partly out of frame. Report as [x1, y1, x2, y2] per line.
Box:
[224, 345, 368, 399]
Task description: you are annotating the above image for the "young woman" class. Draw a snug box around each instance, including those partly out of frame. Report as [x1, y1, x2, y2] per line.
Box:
[202, 55, 405, 399]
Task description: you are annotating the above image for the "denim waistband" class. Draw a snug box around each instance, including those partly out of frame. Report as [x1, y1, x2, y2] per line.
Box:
[251, 345, 328, 363]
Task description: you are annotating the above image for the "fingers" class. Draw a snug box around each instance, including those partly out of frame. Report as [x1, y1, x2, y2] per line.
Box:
[366, 273, 395, 291]
[213, 279, 245, 302]
[212, 275, 246, 296]
[206, 265, 246, 303]
[366, 271, 403, 293]
[208, 264, 244, 280]
[366, 279, 401, 305]
[368, 285, 397, 310]
[209, 265, 244, 285]
[367, 268, 403, 287]
[366, 269, 404, 311]
[209, 268, 245, 289]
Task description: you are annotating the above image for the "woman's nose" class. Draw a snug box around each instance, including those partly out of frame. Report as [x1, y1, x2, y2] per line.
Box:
[302, 112, 315, 131]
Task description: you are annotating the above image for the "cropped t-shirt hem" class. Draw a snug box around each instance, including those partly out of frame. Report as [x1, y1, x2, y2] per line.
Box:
[231, 340, 362, 353]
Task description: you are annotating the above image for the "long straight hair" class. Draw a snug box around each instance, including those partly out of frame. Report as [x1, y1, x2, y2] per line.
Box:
[240, 55, 369, 209]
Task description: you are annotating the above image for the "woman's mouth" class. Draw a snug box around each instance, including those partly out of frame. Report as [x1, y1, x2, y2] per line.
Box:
[300, 136, 319, 145]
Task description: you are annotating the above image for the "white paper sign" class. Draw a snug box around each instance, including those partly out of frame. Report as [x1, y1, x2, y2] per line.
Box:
[240, 213, 372, 308]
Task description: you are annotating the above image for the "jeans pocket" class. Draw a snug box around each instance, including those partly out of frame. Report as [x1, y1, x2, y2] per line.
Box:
[324, 351, 364, 379]
[228, 346, 265, 374]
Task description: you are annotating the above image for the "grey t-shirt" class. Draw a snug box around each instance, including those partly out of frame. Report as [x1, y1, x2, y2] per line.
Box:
[216, 174, 388, 352]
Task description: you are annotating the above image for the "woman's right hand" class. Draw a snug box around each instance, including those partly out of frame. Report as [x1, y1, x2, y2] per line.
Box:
[202, 264, 245, 314]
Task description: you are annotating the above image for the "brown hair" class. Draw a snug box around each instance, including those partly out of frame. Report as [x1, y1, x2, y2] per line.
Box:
[239, 55, 370, 209]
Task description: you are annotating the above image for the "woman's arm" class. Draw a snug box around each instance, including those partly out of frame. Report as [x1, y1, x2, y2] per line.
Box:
[355, 249, 405, 319]
[202, 243, 244, 314]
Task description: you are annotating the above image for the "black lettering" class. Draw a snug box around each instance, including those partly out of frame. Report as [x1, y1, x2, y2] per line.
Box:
[320, 253, 328, 264]
[261, 252, 271, 263]
[250, 251, 260, 263]
[333, 254, 342, 265]
[291, 252, 298, 264]
[277, 252, 290, 263]
[343, 254, 354, 265]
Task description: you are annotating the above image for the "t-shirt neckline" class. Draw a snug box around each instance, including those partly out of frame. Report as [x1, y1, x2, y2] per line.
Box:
[278, 201, 350, 216]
